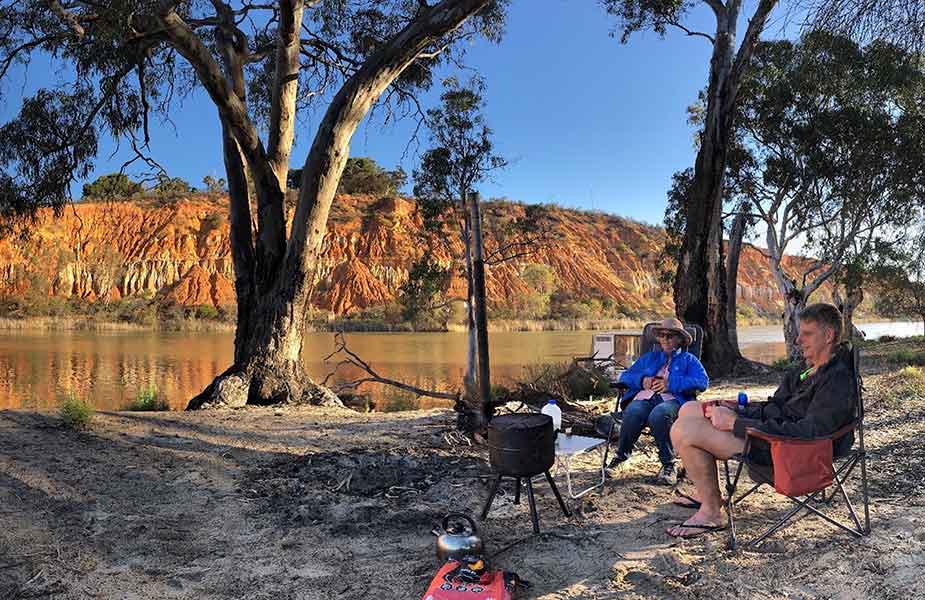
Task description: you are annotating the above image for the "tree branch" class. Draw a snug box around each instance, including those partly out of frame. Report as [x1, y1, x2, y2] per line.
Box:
[47, 0, 87, 38]
[666, 19, 715, 44]
[266, 0, 304, 186]
[323, 332, 459, 401]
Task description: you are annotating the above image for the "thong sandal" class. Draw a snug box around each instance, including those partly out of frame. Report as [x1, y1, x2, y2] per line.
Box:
[671, 490, 701, 509]
[666, 521, 727, 539]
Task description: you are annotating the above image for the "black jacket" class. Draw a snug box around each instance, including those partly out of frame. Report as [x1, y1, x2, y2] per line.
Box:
[733, 347, 858, 454]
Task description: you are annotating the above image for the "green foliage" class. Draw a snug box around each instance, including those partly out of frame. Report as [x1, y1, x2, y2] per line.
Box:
[202, 175, 227, 194]
[600, 0, 693, 43]
[874, 230, 925, 332]
[150, 175, 194, 199]
[399, 257, 451, 328]
[771, 357, 797, 370]
[58, 392, 94, 430]
[659, 168, 690, 287]
[518, 263, 557, 318]
[884, 350, 925, 367]
[192, 304, 220, 320]
[413, 77, 507, 231]
[289, 158, 405, 196]
[82, 173, 143, 200]
[732, 32, 925, 275]
[125, 385, 168, 411]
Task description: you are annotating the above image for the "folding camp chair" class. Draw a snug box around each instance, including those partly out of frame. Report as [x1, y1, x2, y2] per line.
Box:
[599, 322, 705, 467]
[722, 344, 871, 550]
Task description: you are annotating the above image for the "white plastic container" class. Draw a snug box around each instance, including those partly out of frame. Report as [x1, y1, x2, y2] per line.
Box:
[541, 399, 562, 432]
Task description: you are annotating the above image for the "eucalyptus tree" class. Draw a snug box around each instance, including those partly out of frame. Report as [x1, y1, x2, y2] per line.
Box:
[601, 0, 779, 375]
[875, 227, 925, 336]
[413, 77, 506, 426]
[810, 0, 925, 52]
[728, 32, 925, 359]
[0, 0, 506, 408]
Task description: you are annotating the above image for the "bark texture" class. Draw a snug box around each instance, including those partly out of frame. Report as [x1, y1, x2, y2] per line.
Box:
[725, 211, 748, 351]
[183, 0, 493, 409]
[673, 0, 777, 376]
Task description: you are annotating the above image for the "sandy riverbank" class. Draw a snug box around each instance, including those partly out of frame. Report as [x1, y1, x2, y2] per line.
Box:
[1, 345, 924, 599]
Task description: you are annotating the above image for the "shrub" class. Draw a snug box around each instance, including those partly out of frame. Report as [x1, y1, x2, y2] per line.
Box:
[59, 393, 94, 430]
[82, 173, 143, 200]
[192, 304, 220, 320]
[125, 385, 168, 411]
[381, 387, 418, 412]
[884, 350, 925, 367]
[771, 357, 796, 371]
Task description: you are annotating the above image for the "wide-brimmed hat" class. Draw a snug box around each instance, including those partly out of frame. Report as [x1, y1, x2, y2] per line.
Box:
[649, 318, 693, 346]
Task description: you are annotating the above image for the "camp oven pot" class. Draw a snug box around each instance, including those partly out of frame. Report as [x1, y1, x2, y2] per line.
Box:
[487, 413, 555, 477]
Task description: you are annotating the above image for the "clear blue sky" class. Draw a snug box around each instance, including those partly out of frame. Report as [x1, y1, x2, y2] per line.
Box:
[1, 1, 796, 227]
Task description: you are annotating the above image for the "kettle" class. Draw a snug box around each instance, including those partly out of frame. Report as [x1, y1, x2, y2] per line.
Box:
[433, 513, 484, 562]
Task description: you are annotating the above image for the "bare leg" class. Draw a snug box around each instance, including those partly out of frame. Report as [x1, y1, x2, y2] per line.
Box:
[668, 403, 745, 536]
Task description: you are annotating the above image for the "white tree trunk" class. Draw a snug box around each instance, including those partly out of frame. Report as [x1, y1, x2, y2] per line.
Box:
[783, 293, 805, 362]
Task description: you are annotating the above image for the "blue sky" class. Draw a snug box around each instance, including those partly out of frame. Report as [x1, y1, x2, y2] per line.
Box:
[1, 0, 797, 227]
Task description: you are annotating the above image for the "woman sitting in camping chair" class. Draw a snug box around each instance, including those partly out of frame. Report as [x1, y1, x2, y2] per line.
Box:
[610, 318, 709, 486]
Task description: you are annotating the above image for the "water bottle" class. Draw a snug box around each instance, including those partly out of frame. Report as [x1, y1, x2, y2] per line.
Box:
[737, 392, 748, 414]
[541, 399, 562, 433]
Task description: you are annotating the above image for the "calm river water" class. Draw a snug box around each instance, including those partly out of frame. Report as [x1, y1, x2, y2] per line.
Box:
[0, 321, 920, 412]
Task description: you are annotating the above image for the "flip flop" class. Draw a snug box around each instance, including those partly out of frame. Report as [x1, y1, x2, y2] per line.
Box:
[666, 521, 727, 539]
[672, 491, 701, 509]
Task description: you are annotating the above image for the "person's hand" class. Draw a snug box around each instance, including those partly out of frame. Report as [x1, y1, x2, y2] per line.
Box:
[651, 377, 666, 393]
[642, 376, 653, 390]
[709, 405, 737, 432]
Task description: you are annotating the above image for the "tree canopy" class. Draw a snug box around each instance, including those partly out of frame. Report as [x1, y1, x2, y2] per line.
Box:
[1, 0, 507, 408]
[82, 173, 143, 200]
[728, 31, 925, 356]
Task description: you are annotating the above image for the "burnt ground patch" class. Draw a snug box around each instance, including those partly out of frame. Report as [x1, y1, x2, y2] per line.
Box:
[240, 448, 489, 535]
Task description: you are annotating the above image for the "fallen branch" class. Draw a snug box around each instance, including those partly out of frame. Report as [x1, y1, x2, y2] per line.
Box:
[322, 331, 459, 401]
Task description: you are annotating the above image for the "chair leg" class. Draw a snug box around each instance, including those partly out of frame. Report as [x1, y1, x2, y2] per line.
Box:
[545, 470, 572, 517]
[724, 461, 738, 551]
[513, 477, 521, 505]
[859, 451, 871, 535]
[525, 477, 541, 534]
[481, 474, 503, 520]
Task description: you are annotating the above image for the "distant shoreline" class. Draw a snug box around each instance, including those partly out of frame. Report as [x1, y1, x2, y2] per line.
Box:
[0, 314, 795, 333]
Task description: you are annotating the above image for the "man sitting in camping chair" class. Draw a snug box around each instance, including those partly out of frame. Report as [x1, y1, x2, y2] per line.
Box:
[667, 303, 858, 539]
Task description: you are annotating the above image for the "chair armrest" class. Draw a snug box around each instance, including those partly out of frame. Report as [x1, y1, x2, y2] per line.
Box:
[744, 428, 795, 443]
[744, 420, 861, 444]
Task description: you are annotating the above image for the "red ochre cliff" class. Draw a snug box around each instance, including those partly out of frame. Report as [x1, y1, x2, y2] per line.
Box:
[0, 195, 827, 317]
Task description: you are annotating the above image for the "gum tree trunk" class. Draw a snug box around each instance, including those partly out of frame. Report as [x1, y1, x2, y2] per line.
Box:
[725, 212, 748, 351]
[177, 0, 494, 408]
[673, 0, 777, 376]
[468, 192, 491, 425]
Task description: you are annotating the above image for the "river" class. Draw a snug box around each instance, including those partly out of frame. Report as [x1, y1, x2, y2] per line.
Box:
[0, 321, 920, 411]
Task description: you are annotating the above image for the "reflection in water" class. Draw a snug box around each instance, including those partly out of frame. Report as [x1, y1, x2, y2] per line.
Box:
[0, 321, 919, 412]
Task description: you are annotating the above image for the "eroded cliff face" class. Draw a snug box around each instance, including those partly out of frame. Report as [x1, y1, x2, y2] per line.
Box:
[0, 194, 823, 317]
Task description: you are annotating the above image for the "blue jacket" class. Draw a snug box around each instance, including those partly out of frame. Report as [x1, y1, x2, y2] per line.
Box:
[618, 347, 709, 404]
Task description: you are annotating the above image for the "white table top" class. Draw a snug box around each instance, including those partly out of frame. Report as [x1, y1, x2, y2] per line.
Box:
[555, 434, 606, 456]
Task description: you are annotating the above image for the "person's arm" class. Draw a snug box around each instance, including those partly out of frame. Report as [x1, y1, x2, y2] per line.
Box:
[733, 371, 856, 439]
[619, 351, 653, 389]
[666, 355, 709, 395]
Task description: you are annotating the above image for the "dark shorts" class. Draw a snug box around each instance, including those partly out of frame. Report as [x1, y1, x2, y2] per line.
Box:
[746, 439, 773, 466]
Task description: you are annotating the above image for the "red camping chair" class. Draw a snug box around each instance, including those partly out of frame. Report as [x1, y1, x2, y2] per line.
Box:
[722, 344, 871, 550]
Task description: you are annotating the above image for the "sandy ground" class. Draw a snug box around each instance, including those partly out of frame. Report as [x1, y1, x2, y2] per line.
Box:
[1, 367, 924, 599]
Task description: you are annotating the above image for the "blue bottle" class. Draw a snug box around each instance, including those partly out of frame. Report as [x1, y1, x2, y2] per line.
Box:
[737, 392, 748, 413]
